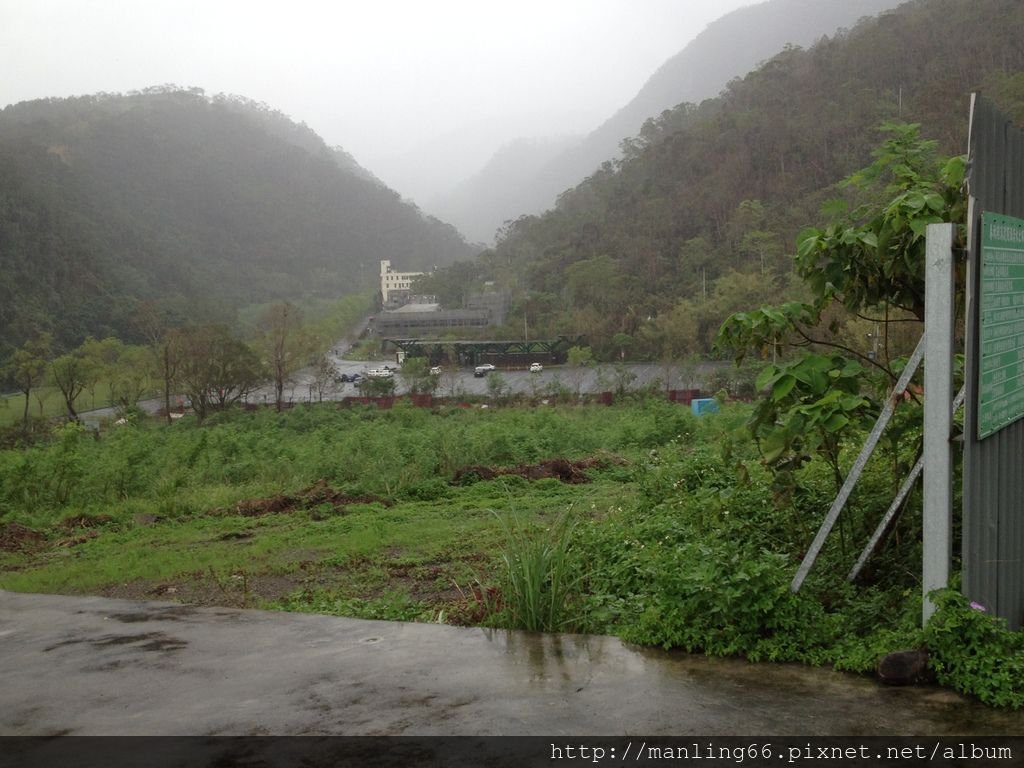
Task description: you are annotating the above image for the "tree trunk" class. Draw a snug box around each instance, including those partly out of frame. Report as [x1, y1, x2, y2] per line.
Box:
[63, 394, 78, 421]
[163, 346, 173, 426]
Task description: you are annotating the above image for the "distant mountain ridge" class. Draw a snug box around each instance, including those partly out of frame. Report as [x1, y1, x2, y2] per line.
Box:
[469, 0, 1024, 356]
[431, 0, 906, 243]
[0, 87, 473, 354]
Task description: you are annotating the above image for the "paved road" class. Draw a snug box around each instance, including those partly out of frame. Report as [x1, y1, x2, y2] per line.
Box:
[2, 590, 1021, 737]
[260, 358, 722, 404]
[77, 360, 720, 425]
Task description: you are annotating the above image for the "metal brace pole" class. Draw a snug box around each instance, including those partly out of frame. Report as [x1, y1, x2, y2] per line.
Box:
[790, 335, 926, 592]
[847, 386, 965, 584]
[846, 454, 923, 583]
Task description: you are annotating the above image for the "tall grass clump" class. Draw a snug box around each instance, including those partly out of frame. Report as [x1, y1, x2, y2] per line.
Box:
[495, 509, 581, 632]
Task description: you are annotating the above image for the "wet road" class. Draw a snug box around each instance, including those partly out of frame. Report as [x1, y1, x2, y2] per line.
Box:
[77, 360, 721, 425]
[2, 590, 1022, 736]
[258, 357, 722, 404]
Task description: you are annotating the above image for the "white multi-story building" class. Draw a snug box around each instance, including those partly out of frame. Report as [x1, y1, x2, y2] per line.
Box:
[380, 259, 426, 307]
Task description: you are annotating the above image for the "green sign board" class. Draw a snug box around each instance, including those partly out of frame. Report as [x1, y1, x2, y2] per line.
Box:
[978, 212, 1024, 439]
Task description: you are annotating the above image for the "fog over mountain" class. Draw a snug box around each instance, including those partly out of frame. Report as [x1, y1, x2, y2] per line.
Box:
[429, 0, 908, 244]
[1, 1, 757, 215]
[0, 89, 474, 353]
[425, 134, 583, 247]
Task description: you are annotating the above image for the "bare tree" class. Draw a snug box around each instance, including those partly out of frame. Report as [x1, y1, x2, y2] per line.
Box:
[177, 326, 264, 421]
[5, 334, 51, 430]
[261, 303, 312, 412]
[135, 303, 183, 426]
[310, 354, 339, 402]
[51, 352, 93, 421]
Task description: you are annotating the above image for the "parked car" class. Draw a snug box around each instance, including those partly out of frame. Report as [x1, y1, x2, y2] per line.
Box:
[430, 366, 443, 375]
[366, 368, 394, 379]
[529, 362, 543, 373]
[473, 363, 495, 378]
[337, 372, 362, 383]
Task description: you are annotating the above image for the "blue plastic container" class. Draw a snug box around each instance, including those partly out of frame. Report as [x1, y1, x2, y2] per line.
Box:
[691, 398, 720, 417]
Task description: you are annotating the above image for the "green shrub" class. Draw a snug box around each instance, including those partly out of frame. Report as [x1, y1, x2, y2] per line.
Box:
[403, 478, 451, 502]
[926, 588, 1024, 708]
[619, 536, 827, 659]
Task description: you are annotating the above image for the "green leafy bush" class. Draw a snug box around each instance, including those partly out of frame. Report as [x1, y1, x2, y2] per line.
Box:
[622, 538, 826, 660]
[926, 589, 1024, 708]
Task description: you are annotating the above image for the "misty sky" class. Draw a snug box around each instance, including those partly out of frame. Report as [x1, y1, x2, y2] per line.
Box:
[2, 0, 755, 202]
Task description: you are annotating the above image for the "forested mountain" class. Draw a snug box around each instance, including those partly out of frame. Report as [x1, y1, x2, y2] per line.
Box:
[429, 0, 1024, 357]
[430, 0, 905, 244]
[0, 87, 473, 356]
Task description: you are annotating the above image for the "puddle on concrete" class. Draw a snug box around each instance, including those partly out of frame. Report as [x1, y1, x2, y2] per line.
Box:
[91, 632, 187, 652]
[480, 627, 1024, 736]
[106, 605, 198, 623]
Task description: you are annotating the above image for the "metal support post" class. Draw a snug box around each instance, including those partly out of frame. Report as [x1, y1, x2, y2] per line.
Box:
[922, 223, 956, 624]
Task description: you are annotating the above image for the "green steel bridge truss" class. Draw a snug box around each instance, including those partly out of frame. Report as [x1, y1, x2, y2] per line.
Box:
[382, 336, 585, 366]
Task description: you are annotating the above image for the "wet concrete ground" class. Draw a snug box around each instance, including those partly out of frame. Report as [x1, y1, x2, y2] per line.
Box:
[2, 590, 1022, 736]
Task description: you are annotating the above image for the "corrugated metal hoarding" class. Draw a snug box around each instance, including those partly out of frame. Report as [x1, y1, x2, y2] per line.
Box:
[963, 95, 1024, 629]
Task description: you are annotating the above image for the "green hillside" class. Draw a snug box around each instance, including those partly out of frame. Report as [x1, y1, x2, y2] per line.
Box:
[435, 0, 1024, 357]
[0, 87, 473, 356]
[433, 0, 905, 245]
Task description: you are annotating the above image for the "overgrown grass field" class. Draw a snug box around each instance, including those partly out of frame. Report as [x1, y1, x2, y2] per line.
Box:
[2, 398, 1022, 707]
[0, 401, 663, 617]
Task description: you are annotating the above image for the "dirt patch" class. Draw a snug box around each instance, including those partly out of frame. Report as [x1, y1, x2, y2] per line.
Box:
[281, 551, 493, 613]
[452, 455, 622, 486]
[217, 530, 255, 541]
[0, 518, 105, 553]
[227, 479, 392, 518]
[132, 513, 162, 527]
[58, 514, 114, 531]
[444, 583, 503, 626]
[97, 571, 306, 608]
[0, 523, 46, 553]
[80, 551, 496, 620]
[53, 531, 100, 548]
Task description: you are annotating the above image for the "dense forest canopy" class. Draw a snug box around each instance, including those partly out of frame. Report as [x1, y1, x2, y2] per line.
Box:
[0, 87, 473, 357]
[427, 0, 1024, 359]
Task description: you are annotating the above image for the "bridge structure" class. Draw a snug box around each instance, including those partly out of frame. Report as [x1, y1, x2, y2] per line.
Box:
[382, 336, 585, 368]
